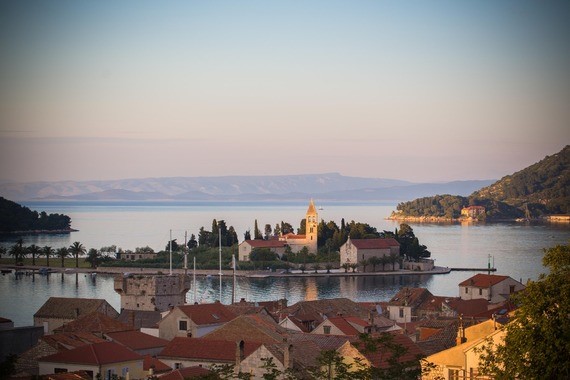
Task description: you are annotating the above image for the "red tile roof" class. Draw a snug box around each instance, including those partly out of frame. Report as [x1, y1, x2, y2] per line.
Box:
[175, 303, 236, 325]
[143, 355, 171, 373]
[159, 337, 260, 362]
[34, 297, 117, 319]
[106, 330, 169, 351]
[39, 341, 142, 365]
[158, 366, 211, 380]
[356, 332, 423, 369]
[349, 238, 400, 250]
[446, 298, 490, 317]
[282, 233, 306, 240]
[42, 332, 106, 350]
[243, 240, 287, 248]
[458, 274, 510, 287]
[322, 317, 360, 336]
[54, 312, 132, 334]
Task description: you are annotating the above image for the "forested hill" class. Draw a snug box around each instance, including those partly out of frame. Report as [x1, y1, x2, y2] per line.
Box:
[393, 145, 569, 220]
[472, 145, 569, 214]
[0, 197, 72, 233]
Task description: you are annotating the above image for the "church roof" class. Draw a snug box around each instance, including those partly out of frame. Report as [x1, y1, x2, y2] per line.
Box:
[306, 199, 317, 214]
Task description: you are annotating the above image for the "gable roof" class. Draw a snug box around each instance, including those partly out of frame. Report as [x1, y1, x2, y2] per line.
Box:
[142, 355, 171, 373]
[445, 298, 491, 317]
[117, 309, 162, 329]
[242, 240, 287, 248]
[459, 274, 510, 288]
[160, 337, 260, 362]
[355, 332, 424, 369]
[39, 341, 142, 365]
[106, 330, 169, 351]
[318, 317, 360, 336]
[158, 366, 211, 380]
[388, 288, 433, 308]
[173, 303, 236, 325]
[41, 332, 106, 350]
[204, 314, 288, 344]
[347, 238, 400, 250]
[53, 312, 132, 335]
[280, 298, 371, 322]
[34, 297, 117, 319]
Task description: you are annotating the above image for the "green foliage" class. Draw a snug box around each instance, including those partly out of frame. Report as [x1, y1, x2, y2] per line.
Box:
[477, 244, 570, 379]
[397, 145, 570, 219]
[397, 224, 430, 261]
[0, 197, 72, 232]
[250, 248, 278, 262]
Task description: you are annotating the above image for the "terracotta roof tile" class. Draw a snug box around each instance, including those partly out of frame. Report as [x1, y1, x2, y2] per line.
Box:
[321, 317, 360, 336]
[159, 337, 260, 362]
[54, 312, 132, 335]
[143, 355, 171, 373]
[349, 238, 400, 250]
[204, 314, 287, 344]
[106, 330, 169, 351]
[40, 370, 92, 380]
[158, 366, 211, 380]
[243, 240, 287, 248]
[458, 274, 510, 288]
[355, 332, 424, 369]
[117, 310, 162, 329]
[39, 341, 142, 365]
[42, 332, 106, 350]
[34, 297, 117, 319]
[175, 303, 236, 325]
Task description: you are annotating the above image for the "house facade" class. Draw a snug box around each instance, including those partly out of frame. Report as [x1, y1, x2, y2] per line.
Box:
[460, 206, 486, 219]
[458, 274, 525, 303]
[38, 341, 144, 380]
[34, 298, 119, 335]
[238, 239, 288, 261]
[339, 237, 400, 272]
[158, 303, 236, 340]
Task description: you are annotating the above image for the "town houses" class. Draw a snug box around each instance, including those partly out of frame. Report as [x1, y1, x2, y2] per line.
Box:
[1, 272, 525, 379]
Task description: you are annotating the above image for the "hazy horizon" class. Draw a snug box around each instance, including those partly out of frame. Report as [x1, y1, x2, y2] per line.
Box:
[1, 1, 568, 184]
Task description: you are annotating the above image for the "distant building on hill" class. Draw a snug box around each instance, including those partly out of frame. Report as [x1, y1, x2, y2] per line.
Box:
[460, 205, 486, 219]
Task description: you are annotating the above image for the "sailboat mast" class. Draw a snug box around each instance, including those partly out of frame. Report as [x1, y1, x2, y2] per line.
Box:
[232, 254, 236, 304]
[219, 224, 222, 302]
[193, 256, 197, 303]
[184, 231, 188, 276]
[169, 229, 172, 276]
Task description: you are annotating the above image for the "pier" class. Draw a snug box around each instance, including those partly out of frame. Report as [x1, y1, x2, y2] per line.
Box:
[450, 267, 497, 272]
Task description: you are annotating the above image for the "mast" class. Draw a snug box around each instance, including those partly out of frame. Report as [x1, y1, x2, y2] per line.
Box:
[232, 253, 236, 304]
[184, 230, 188, 276]
[169, 229, 172, 276]
[193, 256, 197, 303]
[219, 223, 222, 303]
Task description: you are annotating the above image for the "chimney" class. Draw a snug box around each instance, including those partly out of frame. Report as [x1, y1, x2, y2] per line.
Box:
[283, 344, 293, 369]
[456, 314, 466, 345]
[369, 310, 375, 326]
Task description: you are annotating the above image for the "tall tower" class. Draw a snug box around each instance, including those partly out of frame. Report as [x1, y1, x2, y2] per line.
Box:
[305, 199, 318, 253]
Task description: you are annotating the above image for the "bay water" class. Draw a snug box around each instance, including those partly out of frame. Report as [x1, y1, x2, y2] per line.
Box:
[1, 201, 569, 327]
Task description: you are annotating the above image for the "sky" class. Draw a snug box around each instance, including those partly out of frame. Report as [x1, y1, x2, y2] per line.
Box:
[1, 1, 569, 183]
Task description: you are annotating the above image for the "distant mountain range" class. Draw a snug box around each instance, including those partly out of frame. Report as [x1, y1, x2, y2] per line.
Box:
[0, 173, 494, 203]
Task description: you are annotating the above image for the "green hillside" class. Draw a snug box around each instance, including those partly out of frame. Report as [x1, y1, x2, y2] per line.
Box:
[393, 145, 569, 220]
[0, 197, 72, 232]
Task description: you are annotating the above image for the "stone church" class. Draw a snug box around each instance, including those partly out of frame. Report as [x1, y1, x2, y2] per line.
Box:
[279, 199, 319, 253]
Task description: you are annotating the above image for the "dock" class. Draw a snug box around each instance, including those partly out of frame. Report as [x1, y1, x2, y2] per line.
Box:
[450, 267, 497, 272]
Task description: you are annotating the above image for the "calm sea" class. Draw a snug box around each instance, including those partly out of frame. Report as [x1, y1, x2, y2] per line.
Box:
[1, 201, 569, 327]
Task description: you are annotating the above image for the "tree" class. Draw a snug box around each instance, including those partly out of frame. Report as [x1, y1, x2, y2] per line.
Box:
[244, 229, 252, 241]
[42, 246, 54, 267]
[69, 241, 86, 268]
[8, 241, 25, 264]
[0, 246, 6, 259]
[361, 258, 370, 273]
[341, 263, 350, 273]
[254, 219, 263, 240]
[477, 244, 570, 379]
[250, 248, 278, 262]
[264, 224, 272, 240]
[85, 248, 102, 268]
[369, 256, 381, 272]
[56, 247, 69, 268]
[187, 234, 198, 250]
[27, 244, 41, 266]
[165, 239, 179, 252]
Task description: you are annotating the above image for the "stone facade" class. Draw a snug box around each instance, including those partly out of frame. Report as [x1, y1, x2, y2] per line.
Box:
[339, 237, 400, 271]
[114, 274, 190, 312]
[278, 200, 319, 253]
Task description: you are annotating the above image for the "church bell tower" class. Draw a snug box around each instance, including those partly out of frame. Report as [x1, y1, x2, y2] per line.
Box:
[305, 199, 318, 253]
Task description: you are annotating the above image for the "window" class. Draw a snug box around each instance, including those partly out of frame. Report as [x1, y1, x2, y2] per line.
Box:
[448, 369, 459, 380]
[175, 363, 182, 369]
[106, 369, 114, 380]
[121, 367, 129, 377]
[323, 325, 331, 334]
[510, 285, 515, 294]
[54, 368, 68, 374]
[399, 308, 404, 318]
[179, 320, 188, 330]
[465, 287, 469, 294]
[479, 288, 483, 296]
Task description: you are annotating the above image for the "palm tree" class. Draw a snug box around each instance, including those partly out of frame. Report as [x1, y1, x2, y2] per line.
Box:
[27, 244, 41, 266]
[361, 258, 370, 273]
[56, 247, 69, 268]
[85, 248, 101, 269]
[349, 263, 358, 273]
[0, 246, 6, 259]
[69, 242, 86, 268]
[369, 256, 381, 272]
[42, 246, 54, 267]
[313, 263, 321, 274]
[9, 243, 25, 264]
[325, 263, 333, 274]
[389, 253, 399, 271]
[341, 263, 350, 273]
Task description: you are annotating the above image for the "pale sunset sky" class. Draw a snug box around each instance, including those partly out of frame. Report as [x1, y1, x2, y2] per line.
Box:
[1, 1, 568, 183]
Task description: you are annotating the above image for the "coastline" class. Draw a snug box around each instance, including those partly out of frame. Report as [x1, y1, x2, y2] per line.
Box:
[0, 263, 453, 278]
[0, 228, 78, 235]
